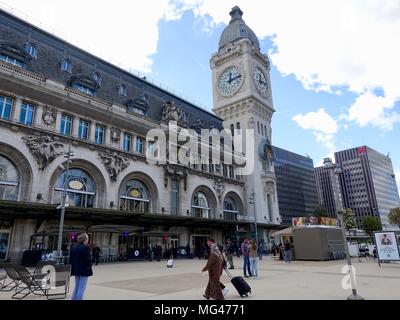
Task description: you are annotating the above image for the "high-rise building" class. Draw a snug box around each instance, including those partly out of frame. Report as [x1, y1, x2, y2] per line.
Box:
[335, 146, 400, 229]
[314, 158, 343, 218]
[273, 146, 319, 226]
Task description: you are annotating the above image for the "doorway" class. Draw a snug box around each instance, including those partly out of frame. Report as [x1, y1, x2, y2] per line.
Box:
[192, 235, 210, 259]
[0, 230, 10, 260]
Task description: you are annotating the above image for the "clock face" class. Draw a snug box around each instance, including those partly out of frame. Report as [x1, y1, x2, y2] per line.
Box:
[218, 67, 243, 97]
[253, 67, 269, 96]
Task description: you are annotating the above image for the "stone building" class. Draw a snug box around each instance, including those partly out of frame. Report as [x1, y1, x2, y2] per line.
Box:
[0, 6, 281, 263]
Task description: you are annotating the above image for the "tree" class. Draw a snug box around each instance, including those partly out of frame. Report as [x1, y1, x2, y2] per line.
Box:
[313, 207, 329, 218]
[362, 216, 382, 236]
[388, 208, 400, 229]
[342, 208, 357, 231]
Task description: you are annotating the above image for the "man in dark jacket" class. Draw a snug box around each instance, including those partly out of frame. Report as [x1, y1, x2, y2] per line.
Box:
[92, 245, 100, 266]
[70, 233, 93, 300]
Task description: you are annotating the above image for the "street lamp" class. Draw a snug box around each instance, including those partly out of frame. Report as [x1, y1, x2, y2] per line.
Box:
[334, 165, 363, 300]
[249, 190, 258, 242]
[56, 143, 74, 265]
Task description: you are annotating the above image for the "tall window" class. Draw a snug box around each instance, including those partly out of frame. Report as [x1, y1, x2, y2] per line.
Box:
[222, 164, 228, 178]
[54, 168, 96, 208]
[257, 121, 260, 134]
[192, 192, 210, 218]
[136, 137, 144, 154]
[92, 72, 102, 86]
[223, 196, 239, 221]
[61, 58, 72, 73]
[95, 125, 105, 145]
[120, 179, 150, 213]
[230, 124, 235, 137]
[0, 96, 12, 120]
[228, 166, 234, 179]
[171, 179, 179, 215]
[118, 84, 127, 96]
[0, 156, 19, 201]
[236, 122, 241, 130]
[0, 54, 23, 68]
[261, 124, 264, 136]
[26, 43, 38, 59]
[60, 114, 72, 136]
[267, 194, 273, 222]
[19, 103, 35, 126]
[78, 120, 89, 140]
[123, 133, 132, 151]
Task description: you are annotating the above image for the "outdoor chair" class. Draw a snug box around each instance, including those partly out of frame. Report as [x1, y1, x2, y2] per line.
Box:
[33, 260, 56, 283]
[45, 265, 71, 300]
[0, 263, 21, 292]
[12, 265, 49, 299]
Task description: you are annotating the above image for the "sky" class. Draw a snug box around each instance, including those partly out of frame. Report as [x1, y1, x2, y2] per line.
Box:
[1, 0, 399, 194]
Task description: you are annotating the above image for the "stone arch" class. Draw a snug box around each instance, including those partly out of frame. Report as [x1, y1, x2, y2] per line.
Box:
[223, 191, 245, 220]
[118, 171, 160, 214]
[0, 142, 33, 202]
[191, 185, 218, 219]
[48, 158, 107, 208]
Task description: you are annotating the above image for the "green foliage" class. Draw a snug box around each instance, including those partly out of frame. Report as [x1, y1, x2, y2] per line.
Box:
[388, 208, 400, 227]
[313, 207, 329, 218]
[362, 216, 382, 235]
[342, 208, 357, 230]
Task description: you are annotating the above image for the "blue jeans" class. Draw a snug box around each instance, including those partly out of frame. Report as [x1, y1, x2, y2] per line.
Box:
[243, 256, 252, 276]
[71, 276, 89, 300]
[283, 250, 292, 263]
[250, 257, 258, 277]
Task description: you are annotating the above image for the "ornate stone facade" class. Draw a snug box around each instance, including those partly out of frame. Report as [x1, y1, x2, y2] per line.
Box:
[98, 150, 129, 182]
[21, 135, 64, 170]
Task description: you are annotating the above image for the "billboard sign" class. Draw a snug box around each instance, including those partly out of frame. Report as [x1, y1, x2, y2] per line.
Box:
[292, 216, 339, 228]
[373, 232, 400, 262]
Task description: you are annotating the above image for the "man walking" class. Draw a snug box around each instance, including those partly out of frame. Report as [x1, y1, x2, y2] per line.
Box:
[240, 238, 252, 278]
[224, 239, 235, 269]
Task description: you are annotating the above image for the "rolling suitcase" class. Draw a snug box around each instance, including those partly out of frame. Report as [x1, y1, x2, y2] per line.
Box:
[167, 255, 174, 268]
[225, 268, 251, 297]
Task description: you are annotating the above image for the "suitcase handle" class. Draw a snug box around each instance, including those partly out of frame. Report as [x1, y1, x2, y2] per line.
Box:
[224, 267, 233, 280]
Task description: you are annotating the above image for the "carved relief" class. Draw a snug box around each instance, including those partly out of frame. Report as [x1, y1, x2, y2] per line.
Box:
[98, 150, 129, 182]
[163, 165, 188, 191]
[265, 181, 275, 194]
[161, 101, 182, 123]
[22, 135, 64, 170]
[213, 178, 225, 201]
[110, 128, 121, 144]
[42, 106, 57, 125]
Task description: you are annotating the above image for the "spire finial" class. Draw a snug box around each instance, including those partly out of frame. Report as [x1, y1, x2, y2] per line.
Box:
[229, 6, 243, 22]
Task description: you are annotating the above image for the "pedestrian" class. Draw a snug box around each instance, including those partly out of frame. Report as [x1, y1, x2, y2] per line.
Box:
[202, 239, 224, 300]
[277, 243, 284, 261]
[284, 241, 292, 263]
[92, 245, 100, 266]
[70, 233, 93, 300]
[147, 242, 153, 262]
[249, 240, 259, 278]
[186, 243, 191, 259]
[155, 244, 162, 262]
[240, 238, 252, 278]
[224, 239, 235, 269]
[258, 242, 263, 260]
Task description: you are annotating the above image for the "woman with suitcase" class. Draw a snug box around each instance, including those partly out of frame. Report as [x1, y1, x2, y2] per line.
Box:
[202, 239, 224, 300]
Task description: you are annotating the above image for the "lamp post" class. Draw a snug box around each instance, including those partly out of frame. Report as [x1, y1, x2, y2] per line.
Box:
[56, 143, 74, 265]
[249, 190, 258, 242]
[334, 166, 363, 300]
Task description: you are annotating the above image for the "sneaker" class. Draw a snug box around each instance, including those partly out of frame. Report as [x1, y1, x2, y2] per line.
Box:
[203, 295, 210, 300]
[222, 288, 229, 297]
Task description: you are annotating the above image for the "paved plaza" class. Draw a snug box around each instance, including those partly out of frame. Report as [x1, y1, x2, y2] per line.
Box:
[1, 256, 399, 300]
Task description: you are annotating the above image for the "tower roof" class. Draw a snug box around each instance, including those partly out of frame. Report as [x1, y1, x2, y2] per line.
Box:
[218, 6, 260, 50]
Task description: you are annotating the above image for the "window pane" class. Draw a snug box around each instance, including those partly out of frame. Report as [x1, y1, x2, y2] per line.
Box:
[20, 103, 35, 126]
[61, 115, 72, 135]
[123, 133, 131, 151]
[0, 96, 12, 120]
[95, 125, 104, 144]
[136, 137, 143, 153]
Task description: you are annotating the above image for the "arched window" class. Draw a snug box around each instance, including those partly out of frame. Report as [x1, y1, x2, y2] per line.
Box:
[54, 168, 96, 208]
[230, 124, 235, 137]
[61, 58, 72, 73]
[120, 179, 150, 213]
[0, 156, 19, 201]
[223, 196, 240, 221]
[118, 84, 127, 96]
[192, 192, 210, 218]
[236, 122, 241, 130]
[92, 72, 102, 86]
[26, 42, 38, 59]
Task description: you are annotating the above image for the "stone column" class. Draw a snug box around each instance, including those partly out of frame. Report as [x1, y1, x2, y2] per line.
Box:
[9, 219, 37, 264]
[34, 105, 43, 127]
[55, 111, 63, 133]
[73, 117, 80, 138]
[12, 97, 22, 123]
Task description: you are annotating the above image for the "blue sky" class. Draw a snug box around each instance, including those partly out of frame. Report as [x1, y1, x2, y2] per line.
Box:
[1, 0, 399, 193]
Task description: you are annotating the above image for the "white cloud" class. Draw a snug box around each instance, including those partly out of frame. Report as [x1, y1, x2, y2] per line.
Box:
[173, 0, 400, 129]
[0, 0, 187, 73]
[293, 108, 338, 156]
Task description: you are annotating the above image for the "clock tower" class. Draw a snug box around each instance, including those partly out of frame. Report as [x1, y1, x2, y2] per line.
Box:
[210, 6, 282, 237]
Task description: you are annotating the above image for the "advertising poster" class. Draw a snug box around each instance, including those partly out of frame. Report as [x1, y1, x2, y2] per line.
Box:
[292, 216, 339, 228]
[374, 232, 400, 261]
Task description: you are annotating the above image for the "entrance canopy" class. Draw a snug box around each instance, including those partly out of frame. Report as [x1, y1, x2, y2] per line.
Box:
[88, 225, 142, 234]
[271, 227, 293, 237]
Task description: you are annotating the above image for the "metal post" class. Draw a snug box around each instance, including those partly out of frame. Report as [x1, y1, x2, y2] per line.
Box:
[334, 164, 363, 300]
[56, 143, 73, 265]
[249, 190, 258, 242]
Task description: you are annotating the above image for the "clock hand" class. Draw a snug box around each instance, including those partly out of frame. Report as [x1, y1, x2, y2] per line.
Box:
[228, 73, 233, 84]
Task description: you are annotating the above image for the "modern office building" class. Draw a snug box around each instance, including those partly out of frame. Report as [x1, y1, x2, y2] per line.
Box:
[335, 146, 400, 230]
[272, 146, 319, 226]
[0, 7, 282, 263]
[314, 158, 343, 218]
